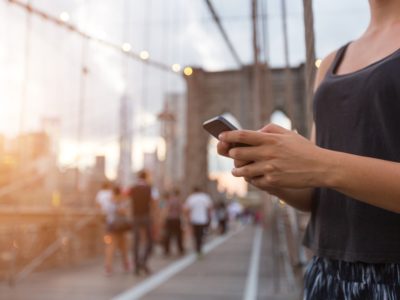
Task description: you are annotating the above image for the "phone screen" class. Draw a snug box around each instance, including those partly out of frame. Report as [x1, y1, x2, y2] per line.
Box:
[202, 115, 249, 147]
[202, 116, 238, 139]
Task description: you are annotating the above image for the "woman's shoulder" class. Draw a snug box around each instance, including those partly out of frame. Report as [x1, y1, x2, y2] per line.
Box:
[320, 50, 338, 70]
[314, 48, 341, 91]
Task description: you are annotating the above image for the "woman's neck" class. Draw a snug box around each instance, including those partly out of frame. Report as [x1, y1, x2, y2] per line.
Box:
[368, 0, 400, 30]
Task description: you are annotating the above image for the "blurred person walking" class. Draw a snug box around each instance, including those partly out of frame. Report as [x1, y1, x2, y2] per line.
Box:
[101, 186, 130, 276]
[185, 187, 212, 257]
[163, 188, 185, 256]
[96, 182, 113, 214]
[96, 182, 113, 275]
[129, 170, 154, 276]
[215, 200, 228, 235]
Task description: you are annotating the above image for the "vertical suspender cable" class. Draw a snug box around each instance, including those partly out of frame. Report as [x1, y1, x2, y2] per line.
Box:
[280, 0, 295, 124]
[139, 0, 151, 158]
[19, 0, 32, 135]
[302, 0, 316, 135]
[259, 0, 276, 246]
[117, 0, 133, 187]
[299, 0, 317, 270]
[260, 0, 270, 64]
[18, 0, 32, 168]
[75, 0, 89, 192]
[251, 0, 261, 129]
[260, 0, 274, 124]
[159, 0, 173, 191]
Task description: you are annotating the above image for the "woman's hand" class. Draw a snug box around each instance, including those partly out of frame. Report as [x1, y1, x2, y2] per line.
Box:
[217, 140, 249, 168]
[218, 124, 331, 190]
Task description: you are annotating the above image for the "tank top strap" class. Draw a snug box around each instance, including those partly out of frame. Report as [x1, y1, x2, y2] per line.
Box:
[327, 42, 351, 77]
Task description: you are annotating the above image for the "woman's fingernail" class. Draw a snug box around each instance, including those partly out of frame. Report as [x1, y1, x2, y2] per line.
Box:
[218, 133, 225, 140]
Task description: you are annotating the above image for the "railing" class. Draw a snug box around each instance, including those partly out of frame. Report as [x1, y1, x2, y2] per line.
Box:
[0, 206, 104, 285]
[263, 194, 310, 293]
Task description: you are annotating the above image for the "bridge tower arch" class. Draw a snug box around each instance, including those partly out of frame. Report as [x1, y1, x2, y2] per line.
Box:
[184, 65, 306, 196]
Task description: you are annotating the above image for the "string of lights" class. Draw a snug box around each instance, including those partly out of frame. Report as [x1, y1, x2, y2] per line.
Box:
[6, 0, 193, 76]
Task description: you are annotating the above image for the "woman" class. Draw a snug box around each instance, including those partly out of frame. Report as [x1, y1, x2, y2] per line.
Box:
[218, 0, 400, 298]
[104, 186, 130, 276]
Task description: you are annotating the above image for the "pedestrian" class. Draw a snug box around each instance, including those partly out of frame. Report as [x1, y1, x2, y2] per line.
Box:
[95, 181, 113, 216]
[96, 182, 113, 275]
[101, 186, 130, 276]
[129, 170, 154, 276]
[185, 187, 212, 257]
[217, 0, 400, 298]
[215, 200, 228, 235]
[164, 188, 185, 256]
[157, 191, 169, 246]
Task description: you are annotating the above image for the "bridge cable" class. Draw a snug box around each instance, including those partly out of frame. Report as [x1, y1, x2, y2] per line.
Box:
[203, 0, 243, 67]
[302, 0, 317, 135]
[6, 0, 181, 75]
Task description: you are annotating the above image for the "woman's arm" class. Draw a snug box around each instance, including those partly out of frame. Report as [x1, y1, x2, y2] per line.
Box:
[322, 150, 400, 213]
[220, 118, 400, 214]
[261, 187, 314, 212]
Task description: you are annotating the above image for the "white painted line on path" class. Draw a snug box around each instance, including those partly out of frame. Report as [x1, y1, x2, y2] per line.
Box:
[112, 226, 244, 300]
[243, 226, 263, 300]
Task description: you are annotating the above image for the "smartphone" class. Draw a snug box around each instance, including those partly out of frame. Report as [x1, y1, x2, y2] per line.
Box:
[202, 115, 249, 147]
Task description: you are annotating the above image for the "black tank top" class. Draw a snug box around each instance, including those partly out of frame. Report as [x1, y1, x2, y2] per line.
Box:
[303, 43, 400, 263]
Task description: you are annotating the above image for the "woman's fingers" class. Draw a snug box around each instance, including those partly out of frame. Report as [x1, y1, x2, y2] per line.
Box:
[219, 130, 269, 146]
[234, 159, 250, 168]
[217, 141, 262, 163]
[217, 141, 231, 157]
[259, 123, 290, 134]
[228, 145, 271, 161]
[232, 161, 274, 178]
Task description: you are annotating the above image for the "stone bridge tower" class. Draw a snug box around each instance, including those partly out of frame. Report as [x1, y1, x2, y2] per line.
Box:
[184, 64, 306, 196]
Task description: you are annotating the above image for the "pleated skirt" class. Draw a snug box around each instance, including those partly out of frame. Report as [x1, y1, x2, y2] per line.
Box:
[304, 256, 400, 300]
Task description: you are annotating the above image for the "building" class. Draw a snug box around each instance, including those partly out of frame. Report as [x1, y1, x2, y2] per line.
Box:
[117, 94, 133, 188]
[158, 93, 186, 190]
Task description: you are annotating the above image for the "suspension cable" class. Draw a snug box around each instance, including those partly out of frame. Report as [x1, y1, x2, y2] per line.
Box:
[6, 0, 181, 75]
[302, 0, 317, 135]
[204, 0, 243, 67]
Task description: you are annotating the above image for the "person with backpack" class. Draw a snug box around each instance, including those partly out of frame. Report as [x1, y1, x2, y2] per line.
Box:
[129, 170, 154, 276]
[103, 186, 130, 276]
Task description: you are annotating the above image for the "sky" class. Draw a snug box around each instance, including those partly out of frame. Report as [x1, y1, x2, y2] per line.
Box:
[0, 0, 371, 178]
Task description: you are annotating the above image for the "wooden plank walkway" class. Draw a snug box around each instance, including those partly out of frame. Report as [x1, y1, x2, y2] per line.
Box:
[0, 225, 302, 300]
[133, 227, 254, 300]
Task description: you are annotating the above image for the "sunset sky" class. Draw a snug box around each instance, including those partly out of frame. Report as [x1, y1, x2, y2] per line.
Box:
[0, 0, 370, 179]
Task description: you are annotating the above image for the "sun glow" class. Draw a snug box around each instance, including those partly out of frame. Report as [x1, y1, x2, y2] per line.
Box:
[209, 171, 247, 197]
[58, 135, 162, 179]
